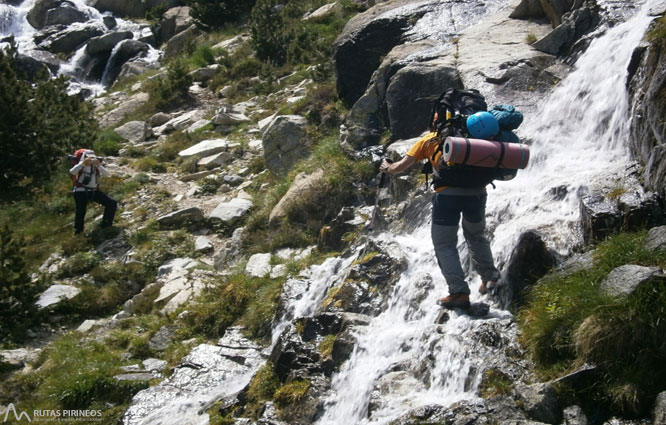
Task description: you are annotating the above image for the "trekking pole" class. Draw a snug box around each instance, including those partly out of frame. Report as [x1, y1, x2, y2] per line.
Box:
[368, 159, 391, 231]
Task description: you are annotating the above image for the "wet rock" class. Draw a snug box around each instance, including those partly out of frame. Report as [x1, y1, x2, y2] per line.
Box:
[85, 31, 134, 55]
[616, 186, 664, 231]
[628, 39, 666, 200]
[26, 0, 60, 29]
[246, 253, 272, 278]
[36, 284, 81, 309]
[16, 51, 60, 81]
[269, 169, 326, 226]
[646, 226, 666, 251]
[194, 236, 214, 253]
[515, 382, 560, 424]
[533, 3, 600, 56]
[269, 326, 321, 381]
[157, 207, 205, 227]
[115, 120, 151, 143]
[123, 327, 263, 425]
[102, 39, 150, 86]
[494, 231, 556, 311]
[599, 264, 665, 298]
[579, 194, 623, 243]
[178, 138, 238, 158]
[103, 15, 116, 29]
[654, 391, 666, 425]
[262, 115, 309, 176]
[159, 6, 193, 44]
[318, 207, 363, 251]
[148, 325, 178, 351]
[209, 198, 254, 225]
[39, 24, 103, 54]
[44, 3, 88, 27]
[562, 405, 588, 425]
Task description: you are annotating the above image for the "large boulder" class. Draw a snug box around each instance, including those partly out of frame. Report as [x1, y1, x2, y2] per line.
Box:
[178, 138, 239, 159]
[332, 0, 437, 107]
[262, 115, 309, 176]
[515, 382, 561, 424]
[16, 50, 60, 80]
[39, 24, 103, 54]
[114, 120, 151, 143]
[99, 92, 149, 128]
[44, 3, 88, 27]
[164, 24, 199, 58]
[159, 6, 193, 44]
[101, 39, 149, 86]
[269, 169, 327, 226]
[532, 3, 600, 56]
[628, 40, 666, 200]
[85, 31, 134, 55]
[579, 182, 664, 244]
[209, 198, 253, 225]
[385, 57, 459, 140]
[646, 226, 666, 252]
[599, 265, 666, 298]
[26, 0, 60, 29]
[494, 231, 557, 311]
[510, 0, 583, 28]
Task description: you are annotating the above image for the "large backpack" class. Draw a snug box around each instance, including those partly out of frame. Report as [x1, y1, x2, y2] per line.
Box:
[70, 148, 99, 187]
[424, 89, 523, 189]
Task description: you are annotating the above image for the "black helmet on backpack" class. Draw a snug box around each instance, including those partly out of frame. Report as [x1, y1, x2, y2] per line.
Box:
[429, 88, 488, 136]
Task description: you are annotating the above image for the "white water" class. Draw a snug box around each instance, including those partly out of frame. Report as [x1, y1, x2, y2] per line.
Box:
[0, 0, 161, 96]
[311, 1, 660, 424]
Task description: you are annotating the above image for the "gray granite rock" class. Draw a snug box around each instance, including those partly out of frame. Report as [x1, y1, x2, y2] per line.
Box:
[36, 284, 81, 309]
[600, 265, 665, 297]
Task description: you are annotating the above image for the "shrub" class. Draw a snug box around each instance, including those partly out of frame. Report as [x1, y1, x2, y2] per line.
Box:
[0, 225, 42, 342]
[148, 58, 193, 110]
[93, 129, 123, 156]
[190, 44, 218, 68]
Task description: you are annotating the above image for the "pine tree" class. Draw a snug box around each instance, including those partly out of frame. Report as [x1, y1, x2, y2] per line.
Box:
[0, 39, 98, 189]
[0, 225, 41, 341]
[250, 0, 289, 66]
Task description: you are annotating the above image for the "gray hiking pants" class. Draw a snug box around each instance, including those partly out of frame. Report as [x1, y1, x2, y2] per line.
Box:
[431, 192, 500, 295]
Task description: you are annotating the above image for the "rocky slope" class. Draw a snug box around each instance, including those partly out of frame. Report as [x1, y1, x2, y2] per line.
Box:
[1, 1, 666, 425]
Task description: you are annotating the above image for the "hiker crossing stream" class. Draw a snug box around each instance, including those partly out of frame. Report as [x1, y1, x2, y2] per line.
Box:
[314, 1, 658, 424]
[118, 0, 661, 423]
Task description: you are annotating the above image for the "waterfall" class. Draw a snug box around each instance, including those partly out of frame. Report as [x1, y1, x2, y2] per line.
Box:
[312, 1, 659, 424]
[0, 0, 37, 49]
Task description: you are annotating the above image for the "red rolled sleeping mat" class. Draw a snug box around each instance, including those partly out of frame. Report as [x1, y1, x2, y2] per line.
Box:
[442, 137, 530, 169]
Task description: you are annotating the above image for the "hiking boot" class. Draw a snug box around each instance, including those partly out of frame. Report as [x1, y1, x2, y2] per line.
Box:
[479, 280, 498, 295]
[438, 293, 470, 309]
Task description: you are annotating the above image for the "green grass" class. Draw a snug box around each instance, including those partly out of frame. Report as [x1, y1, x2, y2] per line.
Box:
[274, 380, 311, 407]
[243, 362, 281, 418]
[0, 333, 148, 423]
[518, 231, 666, 416]
[648, 14, 666, 43]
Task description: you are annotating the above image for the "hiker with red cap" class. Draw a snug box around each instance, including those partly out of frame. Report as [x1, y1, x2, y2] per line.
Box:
[69, 149, 117, 235]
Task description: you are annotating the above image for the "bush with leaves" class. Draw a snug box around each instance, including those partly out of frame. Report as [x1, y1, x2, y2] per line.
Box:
[0, 40, 98, 189]
[0, 225, 42, 342]
[189, 0, 256, 30]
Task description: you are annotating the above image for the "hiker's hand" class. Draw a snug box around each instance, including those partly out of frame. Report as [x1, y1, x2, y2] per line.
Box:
[83, 158, 92, 166]
[91, 158, 101, 166]
[380, 159, 392, 173]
